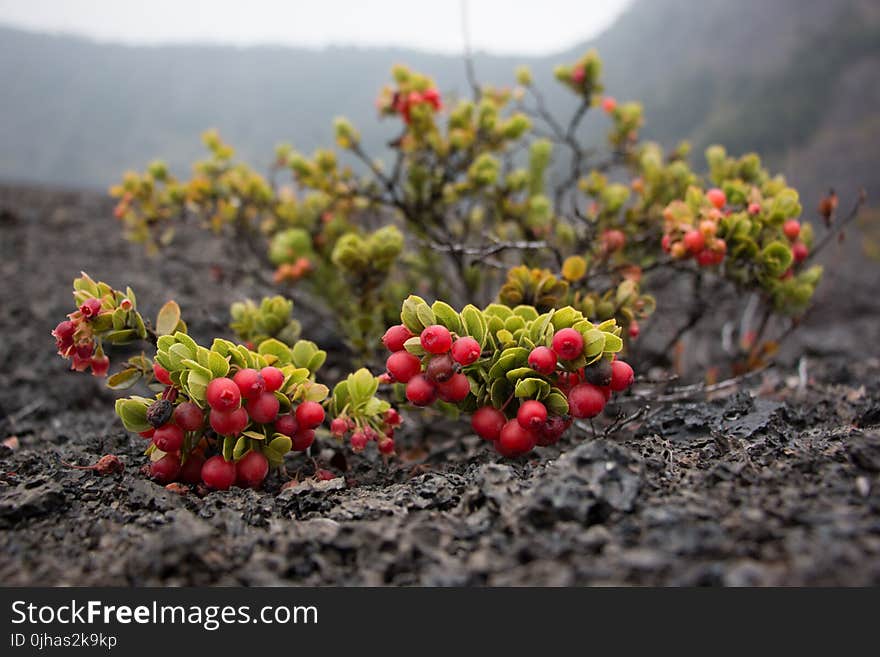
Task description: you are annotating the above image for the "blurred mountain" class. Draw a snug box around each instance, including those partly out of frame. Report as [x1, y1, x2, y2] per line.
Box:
[0, 0, 877, 207]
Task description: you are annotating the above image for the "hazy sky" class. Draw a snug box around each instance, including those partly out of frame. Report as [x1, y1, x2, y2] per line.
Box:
[0, 0, 630, 55]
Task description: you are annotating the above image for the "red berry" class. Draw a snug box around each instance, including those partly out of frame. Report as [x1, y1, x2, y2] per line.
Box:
[153, 423, 184, 453]
[201, 455, 236, 490]
[552, 328, 584, 360]
[384, 408, 402, 427]
[629, 321, 640, 340]
[292, 429, 315, 451]
[274, 413, 299, 437]
[406, 375, 437, 406]
[425, 352, 456, 382]
[420, 324, 453, 354]
[179, 454, 206, 485]
[451, 337, 481, 366]
[173, 402, 204, 431]
[601, 96, 617, 113]
[260, 366, 285, 392]
[683, 230, 705, 254]
[696, 249, 717, 267]
[471, 406, 506, 441]
[247, 392, 280, 424]
[783, 220, 801, 241]
[517, 400, 548, 430]
[138, 428, 155, 439]
[610, 360, 634, 391]
[602, 229, 626, 252]
[661, 234, 672, 253]
[792, 241, 809, 263]
[382, 324, 413, 352]
[236, 451, 269, 488]
[436, 372, 471, 403]
[350, 431, 368, 451]
[209, 406, 248, 435]
[296, 401, 325, 429]
[498, 419, 536, 456]
[330, 417, 349, 436]
[528, 346, 557, 375]
[386, 350, 422, 383]
[537, 416, 569, 446]
[153, 363, 173, 386]
[706, 188, 726, 209]
[568, 383, 606, 418]
[378, 437, 395, 455]
[233, 368, 265, 399]
[206, 377, 241, 411]
[79, 298, 103, 319]
[89, 354, 110, 377]
[748, 202, 761, 215]
[150, 453, 181, 484]
[422, 87, 442, 110]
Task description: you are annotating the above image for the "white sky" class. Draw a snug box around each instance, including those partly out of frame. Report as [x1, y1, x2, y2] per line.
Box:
[0, 0, 630, 55]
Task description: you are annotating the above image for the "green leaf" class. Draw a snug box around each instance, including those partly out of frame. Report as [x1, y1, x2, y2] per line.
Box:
[115, 398, 151, 432]
[460, 305, 487, 346]
[207, 350, 230, 378]
[603, 333, 623, 353]
[582, 329, 606, 358]
[156, 300, 181, 336]
[306, 351, 327, 373]
[104, 329, 138, 345]
[401, 295, 430, 333]
[302, 383, 329, 403]
[258, 338, 292, 366]
[233, 436, 249, 460]
[431, 301, 462, 334]
[348, 368, 378, 404]
[222, 436, 235, 461]
[106, 368, 142, 390]
[513, 305, 539, 321]
[403, 336, 426, 356]
[545, 391, 569, 415]
[514, 377, 551, 399]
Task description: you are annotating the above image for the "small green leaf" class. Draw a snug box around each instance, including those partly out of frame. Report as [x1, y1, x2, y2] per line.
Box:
[431, 301, 463, 334]
[461, 305, 487, 346]
[258, 338, 292, 365]
[156, 300, 181, 336]
[115, 398, 151, 432]
[107, 368, 142, 390]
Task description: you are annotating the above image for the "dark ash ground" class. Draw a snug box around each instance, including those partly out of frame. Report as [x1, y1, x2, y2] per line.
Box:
[1, 183, 879, 586]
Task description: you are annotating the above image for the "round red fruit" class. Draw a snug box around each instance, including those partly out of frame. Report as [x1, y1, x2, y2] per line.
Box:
[206, 377, 241, 412]
[537, 415, 569, 446]
[150, 453, 181, 484]
[378, 437, 396, 455]
[451, 337, 481, 366]
[471, 406, 506, 441]
[153, 423, 184, 453]
[425, 352, 455, 382]
[610, 360, 634, 391]
[783, 220, 801, 241]
[296, 401, 325, 429]
[683, 230, 705, 254]
[568, 383, 607, 418]
[384, 408, 402, 427]
[552, 328, 584, 360]
[233, 368, 265, 399]
[386, 350, 422, 383]
[602, 96, 617, 113]
[330, 417, 349, 436]
[260, 366, 285, 392]
[153, 363, 173, 386]
[209, 406, 248, 436]
[748, 202, 761, 215]
[528, 346, 557, 375]
[420, 325, 453, 354]
[173, 402, 204, 432]
[247, 392, 280, 424]
[179, 454, 206, 485]
[274, 413, 298, 437]
[237, 451, 269, 489]
[602, 229, 626, 252]
[201, 455, 236, 490]
[517, 400, 548, 430]
[706, 188, 726, 209]
[292, 429, 315, 451]
[382, 324, 413, 352]
[498, 420, 536, 456]
[629, 321, 640, 339]
[406, 375, 437, 406]
[792, 242, 808, 263]
[436, 372, 471, 403]
[350, 431, 368, 451]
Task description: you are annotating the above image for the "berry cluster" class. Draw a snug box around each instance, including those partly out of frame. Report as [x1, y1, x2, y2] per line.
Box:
[662, 188, 728, 266]
[375, 66, 442, 125]
[326, 368, 402, 455]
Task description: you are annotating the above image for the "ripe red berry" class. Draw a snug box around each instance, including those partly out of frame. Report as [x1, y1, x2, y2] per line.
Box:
[260, 366, 285, 393]
[378, 436, 395, 455]
[610, 360, 635, 391]
[552, 328, 584, 360]
[783, 220, 801, 241]
[537, 415, 569, 446]
[179, 454, 206, 485]
[436, 372, 471, 403]
[384, 408, 402, 427]
[706, 188, 726, 209]
[201, 455, 236, 490]
[330, 417, 349, 436]
[209, 406, 248, 436]
[206, 377, 241, 411]
[602, 229, 626, 252]
[661, 234, 672, 253]
[528, 346, 557, 375]
[382, 324, 414, 352]
[150, 453, 181, 484]
[350, 431, 368, 451]
[173, 402, 204, 432]
[79, 298, 103, 319]
[422, 87, 442, 110]
[748, 202, 761, 215]
[683, 230, 705, 254]
[451, 337, 481, 366]
[236, 451, 269, 488]
[153, 362, 173, 386]
[247, 392, 280, 424]
[233, 368, 265, 399]
[292, 429, 315, 451]
[568, 383, 607, 418]
[406, 374, 437, 406]
[153, 423, 184, 453]
[274, 413, 299, 437]
[601, 96, 617, 113]
[629, 321, 640, 340]
[139, 428, 155, 439]
[471, 406, 506, 441]
[420, 325, 453, 354]
[386, 350, 422, 383]
[296, 401, 325, 429]
[696, 249, 718, 267]
[498, 419, 537, 456]
[792, 241, 808, 263]
[517, 400, 548, 430]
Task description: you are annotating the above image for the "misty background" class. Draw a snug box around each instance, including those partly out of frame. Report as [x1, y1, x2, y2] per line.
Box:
[0, 0, 878, 213]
